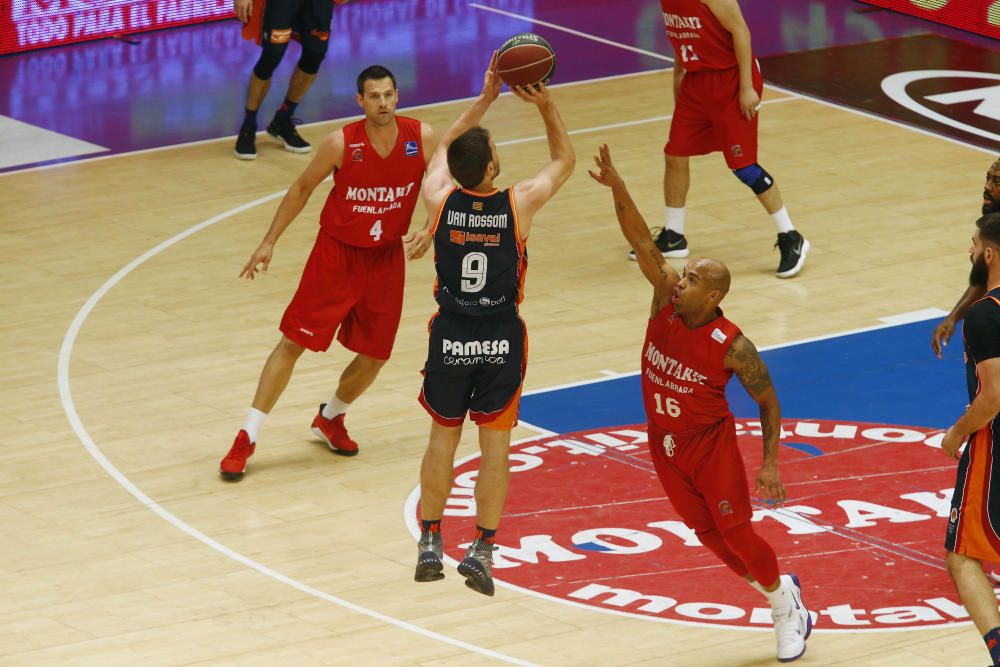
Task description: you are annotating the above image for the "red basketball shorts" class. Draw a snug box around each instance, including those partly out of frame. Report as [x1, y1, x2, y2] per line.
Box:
[665, 61, 764, 169]
[647, 415, 752, 533]
[280, 230, 404, 359]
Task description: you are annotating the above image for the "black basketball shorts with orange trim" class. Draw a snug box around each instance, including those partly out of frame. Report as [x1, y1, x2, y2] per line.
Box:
[262, 0, 333, 52]
[419, 311, 527, 431]
[946, 420, 1000, 560]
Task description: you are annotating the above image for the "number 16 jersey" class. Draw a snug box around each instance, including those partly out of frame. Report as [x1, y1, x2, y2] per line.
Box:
[642, 303, 741, 436]
[430, 186, 527, 317]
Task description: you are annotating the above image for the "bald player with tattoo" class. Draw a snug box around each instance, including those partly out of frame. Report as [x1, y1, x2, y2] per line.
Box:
[590, 143, 812, 662]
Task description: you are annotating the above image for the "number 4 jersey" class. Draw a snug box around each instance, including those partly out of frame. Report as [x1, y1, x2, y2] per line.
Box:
[319, 116, 426, 247]
[642, 303, 741, 436]
[430, 186, 527, 316]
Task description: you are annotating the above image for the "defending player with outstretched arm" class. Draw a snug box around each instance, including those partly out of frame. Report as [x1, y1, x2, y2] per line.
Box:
[589, 143, 812, 662]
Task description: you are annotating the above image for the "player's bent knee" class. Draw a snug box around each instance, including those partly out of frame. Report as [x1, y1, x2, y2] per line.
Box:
[732, 163, 774, 195]
[297, 48, 326, 75]
[253, 41, 288, 80]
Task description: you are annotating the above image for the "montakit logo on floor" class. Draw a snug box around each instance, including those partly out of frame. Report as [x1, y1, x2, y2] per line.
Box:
[411, 419, 981, 632]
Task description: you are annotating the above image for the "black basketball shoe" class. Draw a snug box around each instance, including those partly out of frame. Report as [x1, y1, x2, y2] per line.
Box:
[775, 230, 810, 278]
[234, 127, 257, 161]
[457, 538, 495, 596]
[266, 115, 311, 154]
[628, 227, 689, 261]
[414, 531, 445, 583]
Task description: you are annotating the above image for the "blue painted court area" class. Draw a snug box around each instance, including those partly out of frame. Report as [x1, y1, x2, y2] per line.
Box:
[520, 317, 969, 435]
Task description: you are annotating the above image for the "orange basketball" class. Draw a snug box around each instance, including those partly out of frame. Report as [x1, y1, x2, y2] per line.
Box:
[495, 33, 556, 88]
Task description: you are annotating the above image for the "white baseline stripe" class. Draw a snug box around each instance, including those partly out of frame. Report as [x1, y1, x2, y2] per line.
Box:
[468, 2, 997, 157]
[469, 3, 673, 62]
[522, 308, 949, 395]
[0, 67, 668, 179]
[57, 191, 539, 667]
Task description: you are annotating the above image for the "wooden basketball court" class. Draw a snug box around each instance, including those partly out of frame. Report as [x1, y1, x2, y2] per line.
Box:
[2, 63, 994, 665]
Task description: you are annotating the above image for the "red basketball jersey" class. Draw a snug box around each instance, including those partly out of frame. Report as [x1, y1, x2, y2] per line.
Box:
[319, 116, 425, 247]
[641, 304, 741, 435]
[659, 0, 740, 72]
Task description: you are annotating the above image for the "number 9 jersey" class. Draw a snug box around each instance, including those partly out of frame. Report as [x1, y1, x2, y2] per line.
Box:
[429, 186, 527, 316]
[642, 303, 741, 436]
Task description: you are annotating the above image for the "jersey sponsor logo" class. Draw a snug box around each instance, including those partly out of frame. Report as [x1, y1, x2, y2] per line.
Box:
[446, 210, 509, 229]
[711, 328, 727, 344]
[472, 201, 484, 211]
[662, 12, 703, 30]
[344, 183, 417, 202]
[409, 419, 971, 631]
[442, 337, 510, 365]
[269, 28, 291, 44]
[644, 341, 708, 386]
[443, 338, 510, 356]
[450, 229, 466, 245]
[405, 140, 419, 156]
[351, 148, 363, 162]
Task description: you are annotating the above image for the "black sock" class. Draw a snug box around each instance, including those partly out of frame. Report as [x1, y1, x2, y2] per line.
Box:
[242, 108, 258, 131]
[475, 525, 496, 545]
[275, 97, 299, 120]
[984, 626, 1000, 666]
[421, 519, 441, 534]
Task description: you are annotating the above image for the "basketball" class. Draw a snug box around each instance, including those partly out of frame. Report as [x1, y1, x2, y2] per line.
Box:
[495, 33, 556, 88]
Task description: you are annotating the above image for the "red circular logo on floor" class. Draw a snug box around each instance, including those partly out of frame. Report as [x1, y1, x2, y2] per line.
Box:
[410, 419, 977, 631]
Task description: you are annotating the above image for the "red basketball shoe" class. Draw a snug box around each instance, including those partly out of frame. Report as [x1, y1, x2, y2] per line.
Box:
[311, 405, 359, 456]
[220, 430, 255, 480]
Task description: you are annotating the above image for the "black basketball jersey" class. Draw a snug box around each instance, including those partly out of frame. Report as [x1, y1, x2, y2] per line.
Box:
[431, 186, 527, 317]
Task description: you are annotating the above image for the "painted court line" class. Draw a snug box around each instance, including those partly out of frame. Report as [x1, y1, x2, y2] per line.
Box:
[468, 2, 997, 157]
[57, 194, 540, 667]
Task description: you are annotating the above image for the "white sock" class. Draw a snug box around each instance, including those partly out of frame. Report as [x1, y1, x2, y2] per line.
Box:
[748, 579, 768, 597]
[665, 206, 686, 235]
[770, 206, 794, 234]
[243, 408, 268, 443]
[322, 395, 350, 420]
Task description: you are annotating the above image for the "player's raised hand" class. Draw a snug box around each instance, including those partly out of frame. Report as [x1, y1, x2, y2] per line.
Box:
[480, 50, 502, 103]
[240, 241, 273, 280]
[588, 144, 625, 189]
[754, 463, 786, 506]
[233, 0, 252, 23]
[403, 223, 433, 261]
[931, 317, 957, 359]
[511, 82, 551, 108]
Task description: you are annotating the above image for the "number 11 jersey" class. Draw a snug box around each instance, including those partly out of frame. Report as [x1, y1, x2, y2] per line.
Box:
[430, 186, 527, 317]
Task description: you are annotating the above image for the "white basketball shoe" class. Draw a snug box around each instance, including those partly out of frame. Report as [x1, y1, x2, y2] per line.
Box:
[772, 573, 811, 662]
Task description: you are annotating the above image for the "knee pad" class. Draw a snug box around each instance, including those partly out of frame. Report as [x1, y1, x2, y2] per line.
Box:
[297, 48, 326, 75]
[732, 163, 774, 195]
[252, 41, 288, 80]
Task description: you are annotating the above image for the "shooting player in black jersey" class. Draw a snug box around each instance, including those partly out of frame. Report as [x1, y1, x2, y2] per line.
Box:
[411, 54, 576, 596]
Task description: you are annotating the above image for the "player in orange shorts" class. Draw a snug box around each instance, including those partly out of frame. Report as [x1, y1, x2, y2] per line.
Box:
[941, 212, 1000, 667]
[411, 56, 575, 596]
[637, 0, 809, 278]
[219, 65, 436, 480]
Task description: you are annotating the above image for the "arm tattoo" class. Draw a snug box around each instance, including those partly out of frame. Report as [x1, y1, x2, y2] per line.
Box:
[728, 337, 774, 398]
[759, 403, 779, 459]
